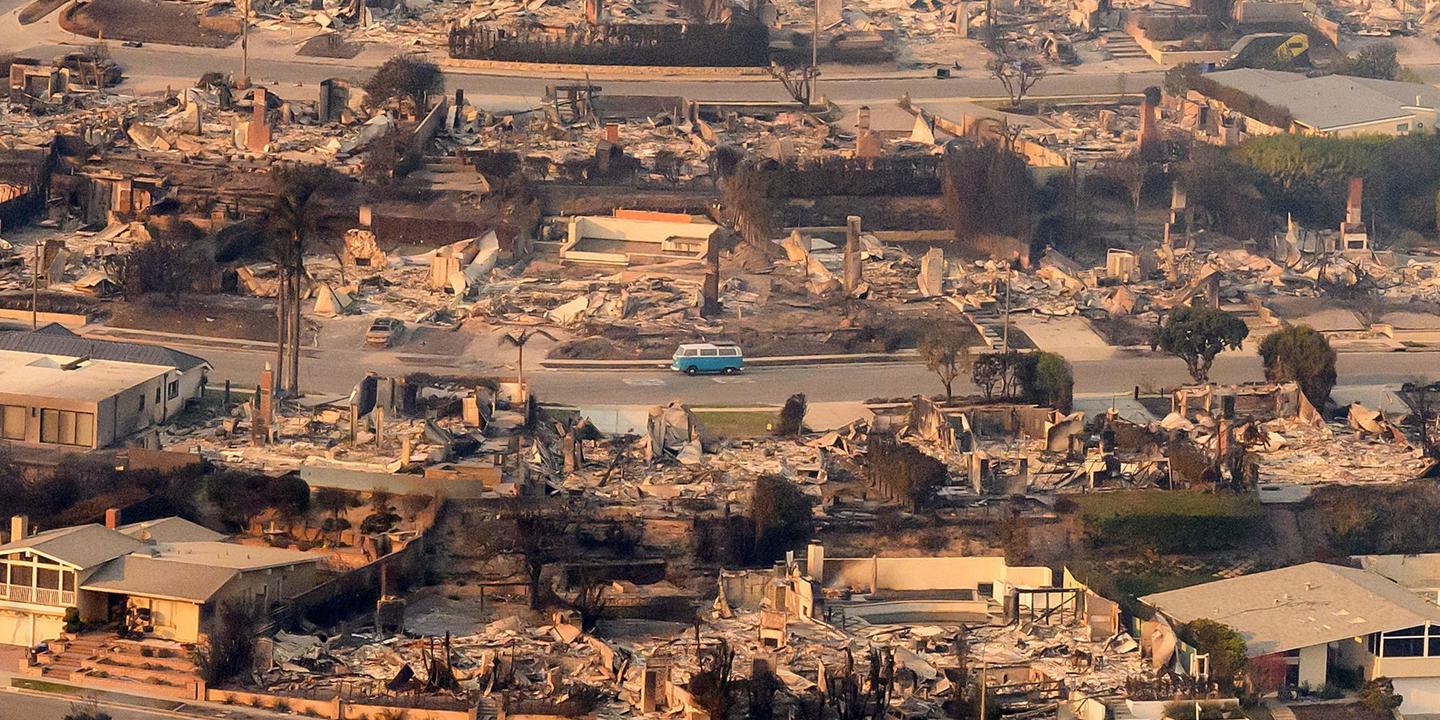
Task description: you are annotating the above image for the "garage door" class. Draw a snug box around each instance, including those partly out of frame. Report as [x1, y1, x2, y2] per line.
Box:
[1392, 678, 1440, 714]
[0, 612, 33, 647]
[0, 611, 64, 648]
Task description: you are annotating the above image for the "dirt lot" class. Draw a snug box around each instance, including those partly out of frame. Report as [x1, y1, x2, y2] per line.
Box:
[62, 0, 239, 48]
[18, 0, 67, 24]
[107, 295, 295, 343]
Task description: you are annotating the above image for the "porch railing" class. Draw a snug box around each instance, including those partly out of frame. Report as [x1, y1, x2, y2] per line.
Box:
[0, 584, 75, 607]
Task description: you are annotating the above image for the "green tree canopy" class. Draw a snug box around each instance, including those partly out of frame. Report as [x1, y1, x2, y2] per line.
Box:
[1258, 325, 1337, 409]
[1184, 619, 1249, 691]
[1014, 351, 1074, 412]
[1154, 305, 1249, 383]
[1336, 42, 1400, 80]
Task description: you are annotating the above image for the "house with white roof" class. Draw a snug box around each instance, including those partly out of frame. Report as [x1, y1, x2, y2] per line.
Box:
[1178, 68, 1440, 143]
[0, 324, 210, 450]
[1140, 562, 1440, 711]
[0, 511, 322, 647]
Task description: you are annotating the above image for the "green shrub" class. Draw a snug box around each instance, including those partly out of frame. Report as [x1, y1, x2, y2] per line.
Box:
[62, 607, 83, 634]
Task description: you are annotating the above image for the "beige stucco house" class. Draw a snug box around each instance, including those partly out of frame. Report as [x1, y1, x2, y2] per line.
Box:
[0, 513, 322, 647]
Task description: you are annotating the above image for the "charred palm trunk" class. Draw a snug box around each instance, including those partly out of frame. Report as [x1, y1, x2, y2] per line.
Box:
[275, 267, 289, 395]
[286, 231, 303, 397]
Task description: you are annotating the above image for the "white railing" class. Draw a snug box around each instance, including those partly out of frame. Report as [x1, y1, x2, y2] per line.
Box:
[0, 584, 74, 607]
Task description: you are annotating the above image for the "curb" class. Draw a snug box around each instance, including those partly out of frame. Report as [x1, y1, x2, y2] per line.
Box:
[539, 350, 920, 370]
[438, 57, 780, 79]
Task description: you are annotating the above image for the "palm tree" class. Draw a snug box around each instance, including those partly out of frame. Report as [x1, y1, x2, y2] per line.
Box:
[266, 163, 339, 397]
[499, 328, 556, 403]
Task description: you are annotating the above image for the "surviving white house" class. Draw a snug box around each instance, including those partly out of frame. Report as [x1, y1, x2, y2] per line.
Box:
[0, 324, 210, 449]
[1140, 562, 1440, 712]
[0, 512, 322, 647]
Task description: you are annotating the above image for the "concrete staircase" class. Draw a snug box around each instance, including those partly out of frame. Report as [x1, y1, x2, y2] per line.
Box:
[1105, 698, 1140, 720]
[1101, 30, 1152, 60]
[38, 634, 108, 679]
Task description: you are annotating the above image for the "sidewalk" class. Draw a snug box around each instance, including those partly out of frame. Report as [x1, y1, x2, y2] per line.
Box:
[2, 672, 298, 720]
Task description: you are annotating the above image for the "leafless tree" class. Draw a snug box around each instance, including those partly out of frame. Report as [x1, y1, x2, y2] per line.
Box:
[568, 575, 608, 632]
[1101, 153, 1152, 240]
[986, 47, 1048, 110]
[768, 62, 820, 107]
[499, 328, 557, 403]
[1401, 380, 1440, 458]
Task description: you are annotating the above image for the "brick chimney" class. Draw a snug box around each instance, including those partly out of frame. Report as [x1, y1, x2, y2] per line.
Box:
[10, 515, 28, 543]
[105, 507, 122, 529]
[1138, 96, 1158, 148]
[585, 0, 604, 24]
[1346, 177, 1364, 225]
[247, 87, 272, 152]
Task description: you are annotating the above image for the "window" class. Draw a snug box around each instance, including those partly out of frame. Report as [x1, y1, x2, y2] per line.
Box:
[167, 380, 179, 400]
[1398, 123, 1411, 133]
[0, 405, 24, 440]
[700, 348, 719, 357]
[138, 394, 145, 411]
[154, 387, 161, 404]
[720, 348, 738, 356]
[40, 409, 95, 447]
[1382, 625, 1428, 657]
[684, 349, 699, 357]
[9, 564, 30, 586]
[35, 568, 58, 590]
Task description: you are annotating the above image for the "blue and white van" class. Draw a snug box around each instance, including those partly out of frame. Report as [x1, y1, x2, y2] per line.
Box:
[671, 342, 744, 375]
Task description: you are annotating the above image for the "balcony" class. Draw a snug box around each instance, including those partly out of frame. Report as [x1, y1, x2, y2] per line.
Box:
[0, 583, 75, 607]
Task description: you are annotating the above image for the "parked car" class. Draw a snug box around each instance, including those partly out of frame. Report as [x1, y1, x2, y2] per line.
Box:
[671, 342, 743, 376]
[365, 317, 404, 347]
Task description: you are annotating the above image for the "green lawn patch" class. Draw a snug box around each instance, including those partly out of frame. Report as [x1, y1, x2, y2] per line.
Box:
[1069, 490, 1263, 554]
[695, 410, 778, 439]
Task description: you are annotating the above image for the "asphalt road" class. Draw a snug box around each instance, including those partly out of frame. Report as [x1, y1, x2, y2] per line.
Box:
[184, 337, 1440, 405]
[17, 40, 1166, 108]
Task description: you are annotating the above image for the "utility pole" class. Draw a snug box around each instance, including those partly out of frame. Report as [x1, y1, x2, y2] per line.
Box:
[31, 238, 39, 330]
[811, 0, 819, 106]
[241, 0, 250, 84]
[1001, 265, 1011, 354]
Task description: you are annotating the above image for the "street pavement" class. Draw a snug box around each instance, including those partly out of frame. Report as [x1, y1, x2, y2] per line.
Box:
[178, 331, 1440, 405]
